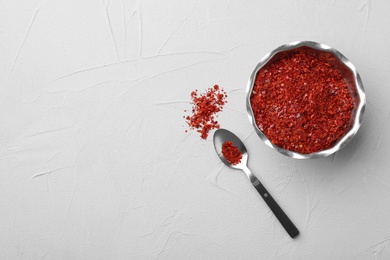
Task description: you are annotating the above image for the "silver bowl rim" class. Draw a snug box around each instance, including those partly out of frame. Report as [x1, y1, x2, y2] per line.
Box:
[246, 41, 366, 159]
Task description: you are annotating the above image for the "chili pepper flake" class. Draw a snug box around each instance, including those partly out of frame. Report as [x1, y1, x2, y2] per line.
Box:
[250, 51, 355, 154]
[185, 85, 227, 139]
[221, 141, 242, 165]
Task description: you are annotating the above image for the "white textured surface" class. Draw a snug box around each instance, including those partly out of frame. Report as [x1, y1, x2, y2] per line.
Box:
[1, 0, 390, 259]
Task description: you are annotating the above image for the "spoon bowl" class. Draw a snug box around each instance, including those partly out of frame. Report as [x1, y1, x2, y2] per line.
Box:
[213, 129, 248, 170]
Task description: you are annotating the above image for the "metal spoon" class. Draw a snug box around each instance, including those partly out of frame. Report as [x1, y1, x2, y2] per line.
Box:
[213, 129, 299, 238]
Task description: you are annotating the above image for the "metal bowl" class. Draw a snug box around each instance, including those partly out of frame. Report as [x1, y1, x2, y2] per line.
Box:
[246, 41, 366, 159]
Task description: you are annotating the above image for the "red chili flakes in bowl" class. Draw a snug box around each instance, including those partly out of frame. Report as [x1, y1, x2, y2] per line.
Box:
[221, 141, 242, 165]
[250, 51, 355, 154]
[185, 85, 227, 139]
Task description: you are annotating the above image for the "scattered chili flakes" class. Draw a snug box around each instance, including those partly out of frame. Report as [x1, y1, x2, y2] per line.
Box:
[184, 85, 227, 139]
[250, 51, 355, 154]
[221, 141, 242, 165]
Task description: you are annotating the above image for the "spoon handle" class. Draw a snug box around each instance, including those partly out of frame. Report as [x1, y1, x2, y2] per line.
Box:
[250, 176, 300, 238]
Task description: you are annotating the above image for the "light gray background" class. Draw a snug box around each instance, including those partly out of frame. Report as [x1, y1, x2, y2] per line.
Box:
[1, 0, 390, 259]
